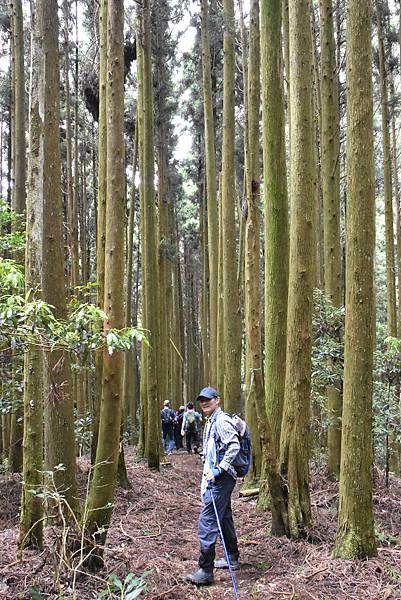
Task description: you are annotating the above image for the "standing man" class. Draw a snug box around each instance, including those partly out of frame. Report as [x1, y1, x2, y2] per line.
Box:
[160, 399, 175, 455]
[186, 387, 240, 586]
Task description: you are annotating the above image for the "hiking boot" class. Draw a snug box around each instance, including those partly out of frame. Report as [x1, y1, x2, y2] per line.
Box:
[185, 568, 214, 586]
[214, 556, 239, 570]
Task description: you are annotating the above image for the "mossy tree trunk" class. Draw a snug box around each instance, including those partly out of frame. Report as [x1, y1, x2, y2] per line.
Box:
[279, 0, 314, 540]
[311, 3, 324, 291]
[139, 0, 160, 468]
[85, 0, 125, 550]
[333, 0, 377, 560]
[260, 0, 289, 518]
[122, 126, 138, 438]
[201, 0, 218, 388]
[319, 0, 342, 479]
[40, 0, 79, 518]
[221, 0, 241, 413]
[20, 8, 43, 547]
[92, 0, 107, 464]
[243, 0, 262, 484]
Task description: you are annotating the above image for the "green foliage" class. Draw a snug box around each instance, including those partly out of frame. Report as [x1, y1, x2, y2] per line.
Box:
[0, 257, 24, 295]
[375, 527, 398, 546]
[28, 586, 44, 600]
[99, 571, 152, 599]
[311, 289, 344, 435]
[0, 289, 148, 358]
[159, 234, 177, 262]
[310, 290, 401, 466]
[75, 411, 93, 455]
[373, 332, 401, 465]
[0, 200, 25, 253]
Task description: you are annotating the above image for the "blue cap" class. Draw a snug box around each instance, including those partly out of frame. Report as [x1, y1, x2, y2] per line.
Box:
[196, 387, 219, 401]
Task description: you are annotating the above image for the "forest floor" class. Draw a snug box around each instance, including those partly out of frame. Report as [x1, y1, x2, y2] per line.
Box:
[1, 448, 401, 599]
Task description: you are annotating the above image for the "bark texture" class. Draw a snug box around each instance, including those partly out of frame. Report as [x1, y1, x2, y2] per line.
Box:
[40, 0, 79, 517]
[279, 0, 314, 539]
[85, 0, 125, 549]
[333, 0, 377, 560]
[221, 0, 241, 413]
[319, 0, 342, 479]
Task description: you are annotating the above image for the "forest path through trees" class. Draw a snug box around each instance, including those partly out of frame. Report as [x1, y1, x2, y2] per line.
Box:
[1, 450, 401, 599]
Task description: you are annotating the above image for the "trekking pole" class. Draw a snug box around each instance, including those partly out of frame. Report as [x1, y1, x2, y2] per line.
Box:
[208, 484, 240, 600]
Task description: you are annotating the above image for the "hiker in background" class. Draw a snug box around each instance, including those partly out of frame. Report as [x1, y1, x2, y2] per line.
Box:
[181, 401, 202, 454]
[160, 399, 175, 455]
[174, 405, 186, 450]
[186, 387, 241, 586]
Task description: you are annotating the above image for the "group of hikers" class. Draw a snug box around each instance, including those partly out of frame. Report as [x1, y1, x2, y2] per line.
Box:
[161, 387, 248, 588]
[160, 398, 202, 455]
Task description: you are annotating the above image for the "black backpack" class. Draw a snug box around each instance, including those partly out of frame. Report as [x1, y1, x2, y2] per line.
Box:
[161, 407, 175, 427]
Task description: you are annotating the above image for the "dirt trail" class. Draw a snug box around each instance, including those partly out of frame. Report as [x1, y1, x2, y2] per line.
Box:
[1, 449, 401, 599]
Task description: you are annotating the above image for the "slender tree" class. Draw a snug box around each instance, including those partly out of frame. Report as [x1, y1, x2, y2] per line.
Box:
[201, 0, 218, 387]
[244, 0, 262, 483]
[41, 0, 79, 517]
[92, 0, 107, 463]
[319, 0, 342, 479]
[333, 0, 377, 559]
[140, 0, 160, 468]
[377, 2, 399, 476]
[20, 5, 43, 547]
[221, 0, 241, 413]
[377, 2, 397, 339]
[85, 0, 125, 550]
[279, 0, 315, 539]
[8, 0, 25, 473]
[262, 0, 289, 493]
[122, 126, 138, 437]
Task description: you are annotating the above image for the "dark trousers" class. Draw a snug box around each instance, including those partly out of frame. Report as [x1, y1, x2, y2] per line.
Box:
[174, 425, 183, 449]
[198, 471, 239, 571]
[186, 429, 198, 453]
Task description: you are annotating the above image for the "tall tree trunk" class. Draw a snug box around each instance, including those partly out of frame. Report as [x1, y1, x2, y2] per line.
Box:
[122, 127, 138, 437]
[221, 0, 241, 412]
[258, 0, 289, 523]
[40, 0, 79, 517]
[243, 0, 262, 484]
[392, 85, 401, 345]
[377, 4, 397, 339]
[333, 0, 377, 560]
[319, 0, 342, 479]
[311, 4, 324, 290]
[63, 0, 74, 292]
[377, 3, 399, 476]
[92, 0, 107, 464]
[20, 11, 43, 547]
[8, 0, 26, 473]
[139, 0, 160, 468]
[391, 85, 401, 476]
[279, 0, 314, 539]
[216, 178, 224, 397]
[201, 0, 218, 388]
[85, 0, 125, 553]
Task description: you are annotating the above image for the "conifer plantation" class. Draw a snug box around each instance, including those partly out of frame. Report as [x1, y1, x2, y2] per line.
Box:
[1, 0, 401, 597]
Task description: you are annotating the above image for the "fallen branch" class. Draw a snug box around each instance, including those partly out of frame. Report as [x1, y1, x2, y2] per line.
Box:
[239, 488, 260, 498]
[119, 522, 162, 541]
